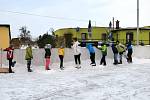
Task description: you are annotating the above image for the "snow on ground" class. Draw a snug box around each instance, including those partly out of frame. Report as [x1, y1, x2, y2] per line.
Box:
[1, 58, 150, 100]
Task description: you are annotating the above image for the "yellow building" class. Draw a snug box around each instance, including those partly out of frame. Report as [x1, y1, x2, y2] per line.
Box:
[54, 27, 109, 47]
[55, 26, 150, 47]
[0, 25, 11, 49]
[112, 27, 150, 45]
[55, 27, 109, 40]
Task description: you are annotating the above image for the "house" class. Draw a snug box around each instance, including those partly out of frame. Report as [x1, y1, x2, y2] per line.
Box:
[0, 25, 11, 49]
[112, 26, 150, 45]
[54, 27, 110, 47]
[55, 25, 150, 47]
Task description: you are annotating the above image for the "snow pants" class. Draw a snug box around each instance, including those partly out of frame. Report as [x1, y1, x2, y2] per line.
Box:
[74, 54, 81, 65]
[45, 58, 50, 70]
[59, 55, 64, 68]
[8, 59, 13, 73]
[100, 55, 106, 65]
[90, 53, 96, 64]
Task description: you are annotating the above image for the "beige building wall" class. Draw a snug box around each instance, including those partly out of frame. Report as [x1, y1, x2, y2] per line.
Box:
[0, 25, 11, 49]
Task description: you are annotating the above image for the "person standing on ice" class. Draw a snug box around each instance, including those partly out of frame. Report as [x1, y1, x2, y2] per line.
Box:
[126, 41, 133, 63]
[111, 38, 118, 65]
[58, 45, 65, 70]
[44, 44, 51, 70]
[72, 38, 81, 68]
[86, 43, 96, 66]
[4, 45, 16, 73]
[98, 43, 107, 66]
[116, 41, 126, 64]
[25, 44, 33, 72]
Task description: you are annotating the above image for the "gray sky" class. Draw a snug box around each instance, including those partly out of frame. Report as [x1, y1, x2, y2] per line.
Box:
[0, 0, 149, 38]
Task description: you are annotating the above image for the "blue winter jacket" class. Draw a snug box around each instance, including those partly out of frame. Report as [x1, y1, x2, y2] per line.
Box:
[86, 43, 95, 53]
[127, 43, 133, 53]
[111, 43, 118, 54]
[127, 44, 132, 50]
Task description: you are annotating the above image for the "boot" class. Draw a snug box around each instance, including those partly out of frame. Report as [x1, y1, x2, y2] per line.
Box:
[118, 60, 122, 64]
[12, 61, 16, 67]
[60, 66, 64, 70]
[27, 66, 32, 72]
[28, 68, 33, 72]
[91, 63, 96, 66]
[113, 60, 118, 65]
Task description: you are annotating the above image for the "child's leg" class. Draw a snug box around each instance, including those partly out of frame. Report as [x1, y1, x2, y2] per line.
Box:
[100, 55, 105, 65]
[8, 59, 13, 73]
[114, 53, 118, 64]
[90, 53, 93, 64]
[45, 58, 50, 70]
[119, 52, 123, 64]
[59, 55, 64, 68]
[77, 54, 81, 65]
[61, 56, 64, 67]
[92, 53, 96, 64]
[27, 60, 31, 71]
[103, 55, 106, 65]
[74, 55, 78, 65]
[100, 56, 103, 65]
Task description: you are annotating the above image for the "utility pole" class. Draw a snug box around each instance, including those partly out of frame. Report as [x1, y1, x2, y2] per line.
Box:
[137, 0, 139, 45]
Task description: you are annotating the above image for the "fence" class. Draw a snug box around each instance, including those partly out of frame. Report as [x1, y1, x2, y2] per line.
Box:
[1, 46, 150, 67]
[0, 48, 107, 66]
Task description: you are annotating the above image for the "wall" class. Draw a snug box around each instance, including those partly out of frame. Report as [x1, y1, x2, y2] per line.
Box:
[54, 27, 109, 40]
[1, 48, 105, 66]
[133, 46, 150, 59]
[114, 29, 150, 45]
[1, 46, 150, 66]
[0, 26, 10, 49]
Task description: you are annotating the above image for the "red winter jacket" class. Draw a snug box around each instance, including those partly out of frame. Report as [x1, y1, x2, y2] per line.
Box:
[4, 47, 14, 59]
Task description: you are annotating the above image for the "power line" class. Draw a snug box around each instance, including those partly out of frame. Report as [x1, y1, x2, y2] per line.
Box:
[0, 9, 97, 26]
[0, 9, 91, 22]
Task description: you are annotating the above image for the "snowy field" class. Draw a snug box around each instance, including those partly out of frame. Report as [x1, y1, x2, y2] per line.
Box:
[1, 58, 150, 100]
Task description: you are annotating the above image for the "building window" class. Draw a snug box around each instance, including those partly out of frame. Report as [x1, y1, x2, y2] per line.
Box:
[102, 33, 107, 40]
[81, 33, 87, 40]
[126, 32, 133, 42]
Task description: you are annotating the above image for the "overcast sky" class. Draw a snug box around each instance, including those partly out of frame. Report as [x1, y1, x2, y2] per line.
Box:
[0, 0, 149, 38]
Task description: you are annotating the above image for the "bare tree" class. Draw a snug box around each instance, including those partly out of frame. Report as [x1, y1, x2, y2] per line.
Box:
[49, 28, 55, 36]
[19, 26, 32, 45]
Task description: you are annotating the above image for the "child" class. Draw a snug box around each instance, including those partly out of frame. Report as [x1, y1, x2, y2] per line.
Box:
[4, 45, 15, 73]
[72, 38, 81, 69]
[86, 43, 96, 66]
[58, 46, 65, 70]
[25, 44, 33, 72]
[116, 41, 126, 64]
[44, 44, 51, 70]
[127, 41, 133, 63]
[111, 39, 118, 65]
[99, 43, 107, 66]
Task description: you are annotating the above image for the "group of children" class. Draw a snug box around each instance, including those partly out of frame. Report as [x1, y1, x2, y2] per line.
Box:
[111, 40, 133, 65]
[3, 38, 133, 73]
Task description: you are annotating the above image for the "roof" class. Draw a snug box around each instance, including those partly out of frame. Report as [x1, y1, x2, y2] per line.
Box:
[55, 26, 109, 32]
[112, 27, 150, 32]
[0, 24, 10, 27]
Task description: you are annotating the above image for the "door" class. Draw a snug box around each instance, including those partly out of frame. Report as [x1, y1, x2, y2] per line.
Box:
[64, 34, 72, 48]
[126, 32, 133, 43]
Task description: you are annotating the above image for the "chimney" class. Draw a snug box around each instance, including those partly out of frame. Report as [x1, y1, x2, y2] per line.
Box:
[116, 20, 120, 29]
